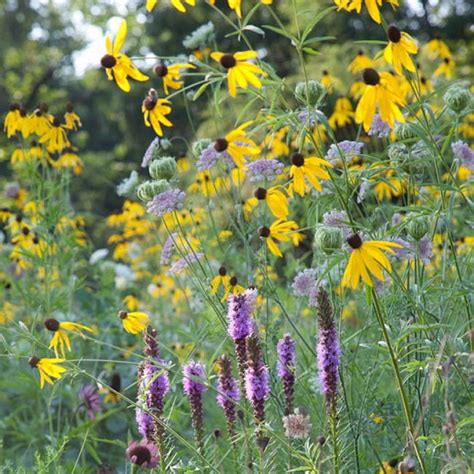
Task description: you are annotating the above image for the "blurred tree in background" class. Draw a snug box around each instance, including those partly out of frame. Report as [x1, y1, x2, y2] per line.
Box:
[1, 0, 472, 243]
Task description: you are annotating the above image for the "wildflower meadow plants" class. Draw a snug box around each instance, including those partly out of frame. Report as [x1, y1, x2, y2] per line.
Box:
[1, 1, 473, 473]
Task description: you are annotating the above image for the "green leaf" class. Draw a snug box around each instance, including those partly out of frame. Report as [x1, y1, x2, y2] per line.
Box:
[301, 6, 337, 44]
[302, 47, 321, 55]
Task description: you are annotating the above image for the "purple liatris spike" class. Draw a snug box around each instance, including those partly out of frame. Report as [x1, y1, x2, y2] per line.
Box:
[245, 336, 270, 433]
[216, 354, 240, 438]
[316, 288, 340, 413]
[182, 361, 207, 450]
[276, 334, 296, 415]
[227, 289, 257, 386]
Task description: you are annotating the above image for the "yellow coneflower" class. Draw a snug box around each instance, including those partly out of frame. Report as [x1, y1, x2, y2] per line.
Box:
[289, 152, 333, 197]
[424, 35, 451, 60]
[39, 117, 70, 153]
[329, 97, 355, 129]
[44, 318, 94, 357]
[335, 0, 399, 24]
[434, 57, 455, 79]
[222, 275, 245, 302]
[226, 0, 273, 17]
[123, 294, 139, 311]
[383, 25, 417, 75]
[103, 372, 122, 403]
[213, 121, 260, 168]
[258, 219, 303, 258]
[321, 70, 339, 93]
[118, 310, 150, 334]
[154, 63, 195, 95]
[341, 233, 402, 289]
[371, 165, 403, 201]
[347, 50, 374, 74]
[250, 186, 289, 219]
[142, 88, 173, 137]
[378, 459, 400, 474]
[211, 50, 266, 97]
[100, 19, 149, 92]
[28, 356, 67, 389]
[29, 104, 54, 136]
[211, 266, 231, 296]
[4, 103, 22, 138]
[54, 148, 83, 175]
[146, 0, 195, 13]
[64, 102, 82, 130]
[355, 68, 406, 132]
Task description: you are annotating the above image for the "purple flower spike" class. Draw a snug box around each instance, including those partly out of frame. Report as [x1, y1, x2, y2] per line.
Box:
[277, 334, 296, 415]
[227, 289, 257, 386]
[316, 288, 340, 413]
[216, 354, 240, 438]
[182, 361, 207, 450]
[79, 384, 101, 420]
[126, 440, 159, 469]
[245, 336, 270, 435]
[292, 269, 316, 297]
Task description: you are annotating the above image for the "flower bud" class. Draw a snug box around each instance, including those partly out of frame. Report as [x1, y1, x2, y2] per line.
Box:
[314, 226, 342, 254]
[394, 122, 416, 141]
[294, 80, 325, 106]
[192, 138, 212, 157]
[149, 156, 177, 180]
[406, 213, 430, 240]
[387, 143, 409, 163]
[443, 86, 472, 113]
[137, 179, 171, 202]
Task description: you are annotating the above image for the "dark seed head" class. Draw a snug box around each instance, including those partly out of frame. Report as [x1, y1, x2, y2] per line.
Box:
[15, 214, 23, 223]
[9, 103, 20, 111]
[362, 68, 380, 86]
[52, 116, 60, 127]
[39, 102, 49, 113]
[28, 356, 40, 368]
[218, 266, 227, 276]
[19, 107, 27, 117]
[229, 276, 238, 286]
[291, 152, 305, 167]
[254, 187, 267, 200]
[420, 76, 426, 84]
[219, 53, 236, 69]
[143, 97, 157, 111]
[101, 54, 116, 68]
[128, 446, 151, 466]
[388, 458, 399, 467]
[44, 318, 60, 332]
[388, 25, 401, 43]
[32, 236, 39, 244]
[347, 233, 363, 249]
[110, 372, 121, 392]
[357, 50, 364, 56]
[317, 435, 326, 445]
[258, 225, 270, 238]
[444, 57, 450, 64]
[214, 429, 222, 439]
[66, 102, 74, 113]
[214, 138, 228, 152]
[322, 70, 328, 76]
[154, 64, 168, 77]
[22, 227, 30, 236]
[118, 310, 128, 320]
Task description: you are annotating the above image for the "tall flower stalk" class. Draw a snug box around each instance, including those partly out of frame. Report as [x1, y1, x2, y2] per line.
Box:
[182, 361, 207, 452]
[276, 333, 296, 415]
[227, 289, 257, 388]
[244, 335, 270, 445]
[216, 354, 240, 440]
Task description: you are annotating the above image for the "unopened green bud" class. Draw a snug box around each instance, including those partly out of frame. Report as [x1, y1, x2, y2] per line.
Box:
[136, 179, 170, 202]
[406, 213, 430, 240]
[388, 143, 409, 163]
[295, 80, 325, 106]
[394, 122, 416, 141]
[149, 156, 177, 180]
[192, 138, 212, 157]
[314, 226, 342, 254]
[443, 86, 471, 113]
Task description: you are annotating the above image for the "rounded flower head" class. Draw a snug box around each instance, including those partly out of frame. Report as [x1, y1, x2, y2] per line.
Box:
[126, 440, 159, 469]
[146, 188, 185, 218]
[211, 50, 267, 97]
[246, 158, 284, 182]
[100, 20, 149, 92]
